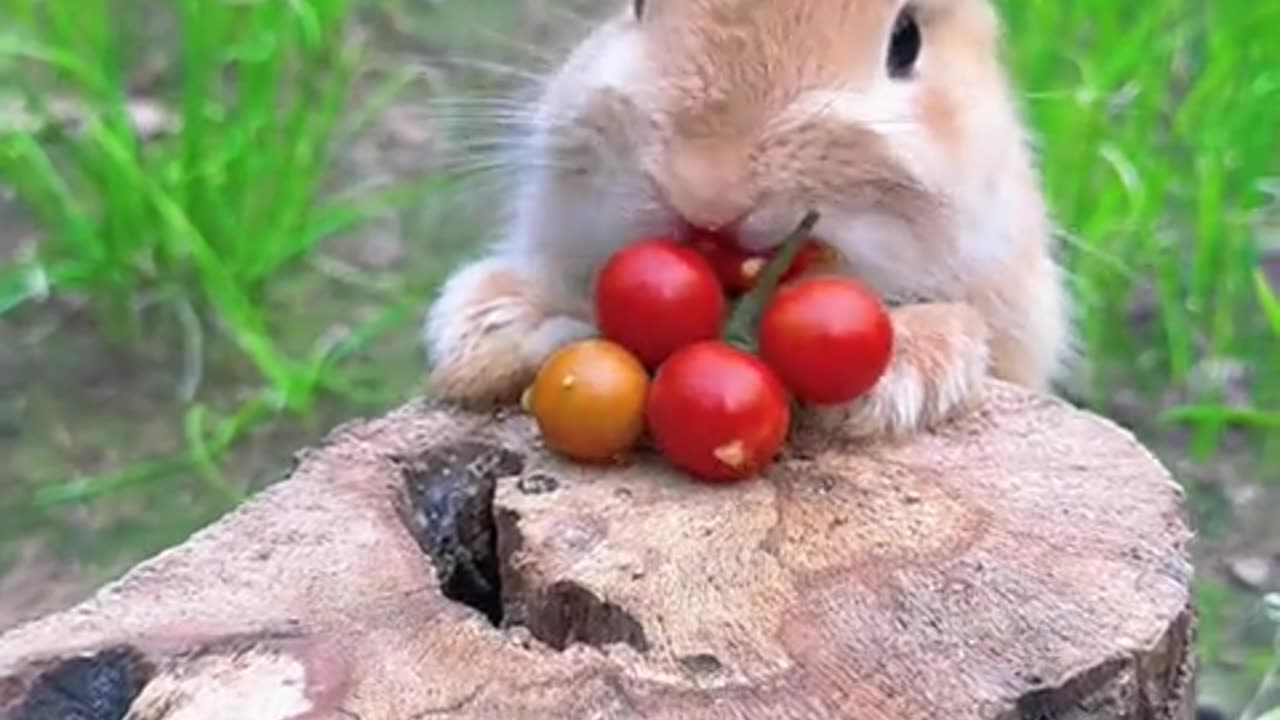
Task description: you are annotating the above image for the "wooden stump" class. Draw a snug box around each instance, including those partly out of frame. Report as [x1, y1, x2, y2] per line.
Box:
[0, 381, 1196, 720]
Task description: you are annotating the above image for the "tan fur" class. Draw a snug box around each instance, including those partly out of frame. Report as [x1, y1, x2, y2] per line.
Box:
[423, 255, 593, 409]
[920, 91, 962, 162]
[421, 0, 1073, 440]
[658, 137, 757, 230]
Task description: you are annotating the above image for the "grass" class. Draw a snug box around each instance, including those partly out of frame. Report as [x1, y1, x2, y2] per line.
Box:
[0, 0, 1278, 714]
[0, 0, 444, 505]
[999, 0, 1279, 439]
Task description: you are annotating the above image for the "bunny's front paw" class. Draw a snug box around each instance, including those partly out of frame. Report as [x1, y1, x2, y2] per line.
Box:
[796, 303, 990, 441]
[423, 255, 596, 409]
[427, 314, 597, 409]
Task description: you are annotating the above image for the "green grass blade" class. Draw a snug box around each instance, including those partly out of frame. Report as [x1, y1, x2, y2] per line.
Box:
[1257, 270, 1280, 337]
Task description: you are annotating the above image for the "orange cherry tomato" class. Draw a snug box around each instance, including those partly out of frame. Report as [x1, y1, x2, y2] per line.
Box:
[524, 339, 650, 463]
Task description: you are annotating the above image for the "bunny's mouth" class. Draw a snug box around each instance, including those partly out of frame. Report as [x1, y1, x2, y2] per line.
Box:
[676, 223, 841, 296]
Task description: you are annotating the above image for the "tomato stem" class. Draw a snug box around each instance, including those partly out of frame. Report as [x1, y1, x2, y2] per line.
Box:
[722, 210, 821, 352]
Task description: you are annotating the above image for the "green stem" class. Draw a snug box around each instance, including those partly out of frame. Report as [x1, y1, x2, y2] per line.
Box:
[722, 209, 821, 351]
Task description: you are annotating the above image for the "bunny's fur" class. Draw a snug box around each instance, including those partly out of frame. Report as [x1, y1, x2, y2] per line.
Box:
[422, 0, 1072, 440]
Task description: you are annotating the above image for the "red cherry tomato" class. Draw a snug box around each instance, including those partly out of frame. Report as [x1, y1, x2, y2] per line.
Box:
[689, 228, 833, 295]
[645, 340, 790, 483]
[758, 276, 894, 405]
[594, 238, 726, 369]
[783, 244, 835, 282]
[690, 240, 767, 295]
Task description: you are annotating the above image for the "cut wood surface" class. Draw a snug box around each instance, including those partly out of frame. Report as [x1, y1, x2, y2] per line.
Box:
[0, 381, 1196, 720]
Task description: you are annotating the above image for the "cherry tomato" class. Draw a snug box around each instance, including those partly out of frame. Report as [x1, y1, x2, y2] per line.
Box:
[645, 340, 790, 483]
[594, 238, 726, 369]
[689, 228, 836, 295]
[783, 244, 838, 282]
[524, 339, 649, 463]
[758, 276, 894, 405]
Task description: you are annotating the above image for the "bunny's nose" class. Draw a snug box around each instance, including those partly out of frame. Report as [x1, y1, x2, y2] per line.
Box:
[656, 140, 756, 231]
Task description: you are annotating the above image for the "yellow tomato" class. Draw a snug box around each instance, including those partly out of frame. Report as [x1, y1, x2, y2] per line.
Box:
[524, 339, 649, 463]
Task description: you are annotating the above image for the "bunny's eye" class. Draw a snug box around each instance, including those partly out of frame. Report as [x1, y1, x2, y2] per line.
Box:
[634, 0, 645, 19]
[887, 9, 921, 79]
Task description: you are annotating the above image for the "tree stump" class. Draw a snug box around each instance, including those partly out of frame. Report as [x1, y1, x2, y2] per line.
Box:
[0, 381, 1196, 720]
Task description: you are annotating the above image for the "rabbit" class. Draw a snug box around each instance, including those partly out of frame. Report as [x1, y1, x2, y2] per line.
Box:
[420, 0, 1074, 440]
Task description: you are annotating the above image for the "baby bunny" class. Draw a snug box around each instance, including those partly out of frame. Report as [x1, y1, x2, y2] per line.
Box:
[422, 0, 1073, 440]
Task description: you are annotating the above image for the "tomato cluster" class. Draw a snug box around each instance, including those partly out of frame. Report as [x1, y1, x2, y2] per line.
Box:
[523, 212, 894, 484]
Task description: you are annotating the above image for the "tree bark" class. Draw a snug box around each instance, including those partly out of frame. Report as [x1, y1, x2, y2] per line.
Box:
[0, 381, 1196, 720]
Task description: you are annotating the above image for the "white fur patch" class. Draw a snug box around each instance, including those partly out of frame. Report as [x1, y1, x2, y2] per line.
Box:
[876, 362, 928, 435]
[819, 209, 935, 295]
[522, 316, 599, 366]
[592, 30, 645, 93]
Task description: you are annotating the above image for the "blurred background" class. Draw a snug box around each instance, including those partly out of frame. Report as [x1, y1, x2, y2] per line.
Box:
[0, 0, 1276, 715]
